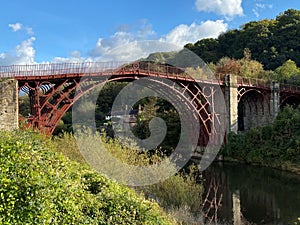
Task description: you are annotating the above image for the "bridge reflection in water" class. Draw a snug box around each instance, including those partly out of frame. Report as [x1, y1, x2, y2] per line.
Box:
[200, 162, 300, 224]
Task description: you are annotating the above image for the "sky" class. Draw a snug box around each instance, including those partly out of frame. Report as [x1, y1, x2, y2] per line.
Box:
[0, 0, 299, 65]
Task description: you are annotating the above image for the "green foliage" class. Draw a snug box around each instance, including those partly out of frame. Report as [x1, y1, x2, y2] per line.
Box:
[138, 169, 203, 225]
[185, 38, 221, 63]
[185, 9, 300, 71]
[132, 97, 181, 154]
[215, 50, 265, 79]
[144, 48, 209, 68]
[53, 131, 204, 224]
[223, 106, 300, 170]
[19, 95, 30, 117]
[0, 130, 172, 224]
[145, 51, 178, 64]
[237, 49, 265, 78]
[273, 59, 300, 83]
[140, 168, 202, 212]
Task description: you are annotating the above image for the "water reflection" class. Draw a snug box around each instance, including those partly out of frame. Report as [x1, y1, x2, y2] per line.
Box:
[201, 162, 300, 224]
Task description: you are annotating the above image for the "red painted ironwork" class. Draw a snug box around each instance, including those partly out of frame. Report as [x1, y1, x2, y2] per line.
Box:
[201, 171, 224, 224]
[1, 61, 299, 145]
[280, 84, 300, 107]
[10, 62, 227, 145]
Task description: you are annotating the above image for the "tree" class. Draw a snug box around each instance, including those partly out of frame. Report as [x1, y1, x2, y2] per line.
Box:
[237, 48, 264, 78]
[185, 9, 300, 70]
[216, 57, 240, 74]
[185, 38, 221, 63]
[273, 59, 300, 83]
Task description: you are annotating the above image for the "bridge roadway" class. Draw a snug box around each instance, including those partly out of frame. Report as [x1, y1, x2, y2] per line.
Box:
[1, 61, 300, 92]
[0, 61, 300, 145]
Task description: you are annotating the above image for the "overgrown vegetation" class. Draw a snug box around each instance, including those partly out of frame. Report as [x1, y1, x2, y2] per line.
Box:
[132, 97, 181, 154]
[0, 130, 173, 224]
[52, 132, 204, 224]
[222, 106, 300, 173]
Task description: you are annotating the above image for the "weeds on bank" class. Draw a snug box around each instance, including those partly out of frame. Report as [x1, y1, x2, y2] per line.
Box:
[52, 131, 205, 224]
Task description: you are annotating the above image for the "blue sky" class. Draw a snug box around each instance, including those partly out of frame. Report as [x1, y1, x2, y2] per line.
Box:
[0, 0, 299, 65]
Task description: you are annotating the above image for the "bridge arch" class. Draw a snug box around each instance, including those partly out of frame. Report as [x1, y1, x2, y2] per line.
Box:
[280, 95, 300, 109]
[237, 89, 271, 132]
[17, 63, 225, 147]
[19, 76, 137, 135]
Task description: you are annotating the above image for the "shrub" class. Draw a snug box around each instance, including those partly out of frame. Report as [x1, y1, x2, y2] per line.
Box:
[223, 106, 300, 167]
[53, 131, 205, 224]
[0, 130, 172, 224]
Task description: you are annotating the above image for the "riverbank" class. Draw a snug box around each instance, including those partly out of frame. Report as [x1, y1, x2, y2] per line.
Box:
[53, 132, 205, 224]
[222, 106, 300, 176]
[222, 156, 300, 175]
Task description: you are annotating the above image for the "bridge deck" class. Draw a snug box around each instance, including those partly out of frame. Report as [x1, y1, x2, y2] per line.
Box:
[1, 61, 300, 93]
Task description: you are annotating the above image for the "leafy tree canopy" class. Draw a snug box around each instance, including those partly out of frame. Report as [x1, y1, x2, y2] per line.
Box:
[185, 9, 300, 71]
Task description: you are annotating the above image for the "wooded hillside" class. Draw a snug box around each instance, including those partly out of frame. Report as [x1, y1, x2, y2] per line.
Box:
[185, 9, 300, 71]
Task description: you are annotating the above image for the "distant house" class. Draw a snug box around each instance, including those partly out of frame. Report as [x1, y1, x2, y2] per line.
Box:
[105, 108, 138, 131]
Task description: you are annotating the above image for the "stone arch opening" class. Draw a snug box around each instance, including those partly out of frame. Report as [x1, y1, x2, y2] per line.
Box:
[281, 95, 300, 109]
[238, 90, 270, 132]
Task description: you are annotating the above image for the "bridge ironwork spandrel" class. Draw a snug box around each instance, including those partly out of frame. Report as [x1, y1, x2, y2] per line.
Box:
[1, 61, 300, 146]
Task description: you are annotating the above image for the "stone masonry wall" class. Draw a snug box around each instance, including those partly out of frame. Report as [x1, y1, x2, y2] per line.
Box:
[0, 79, 18, 131]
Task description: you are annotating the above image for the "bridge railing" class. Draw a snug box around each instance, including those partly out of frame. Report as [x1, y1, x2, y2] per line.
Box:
[0, 62, 129, 78]
[0, 61, 225, 85]
[237, 76, 271, 88]
[2, 62, 294, 91]
[280, 83, 300, 92]
[136, 62, 225, 84]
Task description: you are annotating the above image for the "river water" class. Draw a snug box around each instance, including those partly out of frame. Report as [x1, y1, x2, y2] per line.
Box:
[201, 162, 300, 225]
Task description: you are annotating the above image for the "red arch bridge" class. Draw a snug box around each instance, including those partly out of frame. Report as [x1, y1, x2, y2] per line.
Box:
[1, 61, 300, 146]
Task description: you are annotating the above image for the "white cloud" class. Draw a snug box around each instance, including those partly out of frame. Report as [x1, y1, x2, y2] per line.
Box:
[8, 22, 34, 35]
[136, 21, 155, 38]
[87, 20, 227, 62]
[0, 37, 36, 65]
[1, 20, 227, 64]
[8, 23, 23, 32]
[195, 0, 243, 18]
[253, 8, 260, 18]
[88, 35, 177, 62]
[162, 20, 227, 47]
[25, 27, 34, 35]
[253, 3, 273, 18]
[88, 25, 176, 62]
[0, 22, 36, 65]
[256, 3, 273, 9]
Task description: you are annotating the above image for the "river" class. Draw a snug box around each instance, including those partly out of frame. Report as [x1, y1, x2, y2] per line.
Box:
[200, 162, 300, 225]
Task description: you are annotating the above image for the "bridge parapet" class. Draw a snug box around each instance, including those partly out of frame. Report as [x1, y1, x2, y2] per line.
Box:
[0, 62, 227, 86]
[0, 62, 129, 78]
[236, 76, 271, 88]
[280, 83, 300, 93]
[0, 62, 271, 89]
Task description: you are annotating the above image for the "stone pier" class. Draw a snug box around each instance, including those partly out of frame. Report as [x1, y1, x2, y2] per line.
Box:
[270, 81, 280, 118]
[0, 79, 18, 131]
[225, 74, 238, 134]
[225, 74, 280, 134]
